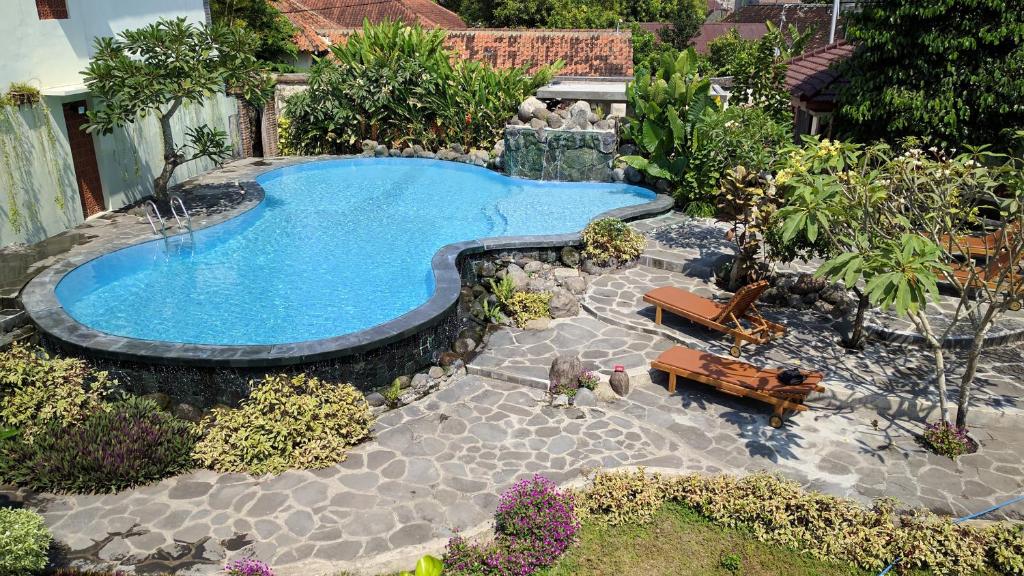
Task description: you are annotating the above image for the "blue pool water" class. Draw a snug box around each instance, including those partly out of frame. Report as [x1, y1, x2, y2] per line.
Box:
[56, 158, 655, 345]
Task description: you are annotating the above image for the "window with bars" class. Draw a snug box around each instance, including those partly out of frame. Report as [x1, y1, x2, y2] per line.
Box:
[36, 0, 69, 20]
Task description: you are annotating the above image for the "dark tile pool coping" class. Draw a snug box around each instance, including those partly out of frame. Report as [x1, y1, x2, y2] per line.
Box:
[21, 159, 674, 368]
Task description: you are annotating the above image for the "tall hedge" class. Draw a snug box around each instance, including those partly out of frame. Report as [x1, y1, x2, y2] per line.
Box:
[836, 0, 1024, 148]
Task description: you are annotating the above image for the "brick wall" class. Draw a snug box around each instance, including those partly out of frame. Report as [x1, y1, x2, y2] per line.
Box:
[35, 0, 68, 19]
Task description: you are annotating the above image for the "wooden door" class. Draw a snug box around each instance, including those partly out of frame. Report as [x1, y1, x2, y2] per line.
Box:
[62, 101, 105, 218]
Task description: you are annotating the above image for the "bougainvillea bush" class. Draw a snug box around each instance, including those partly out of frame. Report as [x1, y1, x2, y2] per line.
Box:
[445, 475, 578, 575]
[225, 557, 274, 576]
[0, 397, 197, 494]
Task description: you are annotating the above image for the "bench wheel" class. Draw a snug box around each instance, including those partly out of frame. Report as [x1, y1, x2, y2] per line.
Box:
[729, 345, 742, 357]
[1010, 300, 1022, 312]
[769, 414, 784, 428]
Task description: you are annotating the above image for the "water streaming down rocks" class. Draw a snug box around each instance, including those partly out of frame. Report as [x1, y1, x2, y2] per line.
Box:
[503, 99, 620, 182]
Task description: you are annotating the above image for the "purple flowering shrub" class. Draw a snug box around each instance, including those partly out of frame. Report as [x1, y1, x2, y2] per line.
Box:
[225, 557, 274, 576]
[0, 397, 196, 493]
[445, 475, 578, 575]
[923, 421, 975, 458]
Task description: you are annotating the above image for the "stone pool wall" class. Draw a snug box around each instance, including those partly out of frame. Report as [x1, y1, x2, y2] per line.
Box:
[503, 98, 619, 182]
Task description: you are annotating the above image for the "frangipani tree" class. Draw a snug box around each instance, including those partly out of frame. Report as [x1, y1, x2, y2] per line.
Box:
[83, 18, 272, 200]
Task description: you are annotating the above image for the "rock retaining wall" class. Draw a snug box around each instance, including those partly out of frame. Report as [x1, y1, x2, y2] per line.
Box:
[504, 98, 619, 182]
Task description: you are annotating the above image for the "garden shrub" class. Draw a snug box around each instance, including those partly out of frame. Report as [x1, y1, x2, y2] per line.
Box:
[581, 218, 647, 265]
[922, 421, 974, 458]
[225, 557, 274, 576]
[283, 21, 557, 155]
[193, 374, 373, 475]
[504, 291, 551, 328]
[0, 397, 196, 494]
[575, 470, 1009, 575]
[0, 343, 114, 440]
[986, 523, 1024, 575]
[0, 508, 51, 576]
[445, 475, 578, 575]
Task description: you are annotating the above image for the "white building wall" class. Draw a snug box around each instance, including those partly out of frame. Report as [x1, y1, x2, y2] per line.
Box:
[1, 0, 208, 92]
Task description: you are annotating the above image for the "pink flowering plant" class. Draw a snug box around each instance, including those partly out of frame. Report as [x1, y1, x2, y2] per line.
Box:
[445, 475, 578, 575]
[225, 558, 273, 576]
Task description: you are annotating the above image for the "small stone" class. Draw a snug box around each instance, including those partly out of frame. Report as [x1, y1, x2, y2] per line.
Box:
[551, 394, 569, 408]
[389, 148, 401, 157]
[594, 381, 618, 402]
[560, 246, 581, 267]
[518, 96, 545, 122]
[594, 119, 613, 130]
[655, 179, 672, 193]
[612, 167, 625, 182]
[529, 118, 547, 130]
[366, 392, 386, 407]
[523, 260, 544, 273]
[393, 375, 412, 390]
[172, 403, 202, 423]
[454, 338, 477, 355]
[549, 288, 579, 318]
[506, 264, 529, 290]
[439, 351, 464, 367]
[624, 165, 643, 183]
[561, 276, 587, 295]
[791, 274, 828, 295]
[574, 388, 597, 407]
[813, 300, 835, 316]
[361, 140, 377, 154]
[411, 373, 430, 390]
[402, 147, 415, 157]
[451, 143, 465, 154]
[552, 267, 579, 280]
[523, 318, 551, 331]
[547, 114, 564, 129]
[428, 366, 445, 379]
[533, 108, 550, 121]
[142, 392, 171, 410]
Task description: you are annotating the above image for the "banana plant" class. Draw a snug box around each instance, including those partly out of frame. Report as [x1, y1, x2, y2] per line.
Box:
[400, 555, 444, 576]
[620, 48, 720, 182]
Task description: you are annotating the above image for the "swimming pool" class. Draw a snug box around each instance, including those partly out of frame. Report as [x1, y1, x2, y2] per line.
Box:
[53, 158, 658, 346]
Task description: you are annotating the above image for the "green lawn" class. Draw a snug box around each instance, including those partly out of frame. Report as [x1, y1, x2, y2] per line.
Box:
[539, 502, 876, 576]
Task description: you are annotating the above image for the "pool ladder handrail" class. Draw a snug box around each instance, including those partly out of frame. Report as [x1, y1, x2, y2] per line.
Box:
[169, 195, 193, 235]
[144, 200, 167, 237]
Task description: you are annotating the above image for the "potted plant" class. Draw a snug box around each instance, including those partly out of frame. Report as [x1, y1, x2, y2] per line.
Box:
[6, 83, 41, 106]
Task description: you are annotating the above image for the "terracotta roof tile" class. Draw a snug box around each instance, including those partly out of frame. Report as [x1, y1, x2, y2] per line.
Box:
[274, 0, 466, 32]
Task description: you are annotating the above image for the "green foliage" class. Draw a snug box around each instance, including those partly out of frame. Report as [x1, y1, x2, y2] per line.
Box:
[922, 421, 973, 459]
[581, 218, 647, 265]
[0, 508, 51, 576]
[716, 166, 780, 289]
[0, 397, 196, 494]
[209, 0, 298, 70]
[719, 552, 741, 573]
[621, 48, 722, 210]
[400, 555, 444, 576]
[193, 374, 373, 475]
[837, 0, 1024, 149]
[985, 523, 1024, 575]
[449, 0, 703, 28]
[283, 21, 557, 154]
[5, 82, 41, 105]
[505, 291, 552, 328]
[0, 343, 115, 441]
[703, 23, 811, 121]
[383, 378, 403, 409]
[574, 470, 1007, 575]
[490, 275, 517, 304]
[656, 4, 706, 53]
[83, 17, 271, 199]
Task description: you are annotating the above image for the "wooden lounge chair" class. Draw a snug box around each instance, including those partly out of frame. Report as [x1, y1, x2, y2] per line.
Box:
[643, 280, 784, 357]
[938, 222, 1018, 259]
[651, 345, 824, 428]
[948, 250, 1024, 311]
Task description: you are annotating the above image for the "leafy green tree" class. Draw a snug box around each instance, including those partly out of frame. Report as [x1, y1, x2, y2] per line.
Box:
[83, 18, 272, 200]
[209, 0, 298, 70]
[837, 0, 1024, 148]
[450, 0, 704, 29]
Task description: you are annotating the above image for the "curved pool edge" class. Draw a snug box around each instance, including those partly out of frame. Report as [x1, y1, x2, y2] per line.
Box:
[21, 163, 674, 369]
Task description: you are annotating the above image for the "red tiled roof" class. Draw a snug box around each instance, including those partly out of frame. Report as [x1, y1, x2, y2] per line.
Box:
[274, 0, 466, 35]
[322, 28, 634, 78]
[690, 22, 767, 53]
[723, 4, 843, 52]
[785, 40, 854, 111]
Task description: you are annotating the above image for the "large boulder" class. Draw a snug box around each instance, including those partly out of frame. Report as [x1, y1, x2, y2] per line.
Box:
[560, 246, 581, 267]
[518, 96, 546, 122]
[549, 288, 579, 318]
[549, 354, 583, 392]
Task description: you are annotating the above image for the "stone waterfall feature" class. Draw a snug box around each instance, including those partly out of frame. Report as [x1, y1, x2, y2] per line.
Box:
[502, 97, 620, 182]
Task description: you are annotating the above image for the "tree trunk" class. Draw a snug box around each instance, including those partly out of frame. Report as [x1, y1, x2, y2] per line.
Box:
[842, 289, 869, 350]
[154, 98, 183, 201]
[914, 312, 949, 423]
